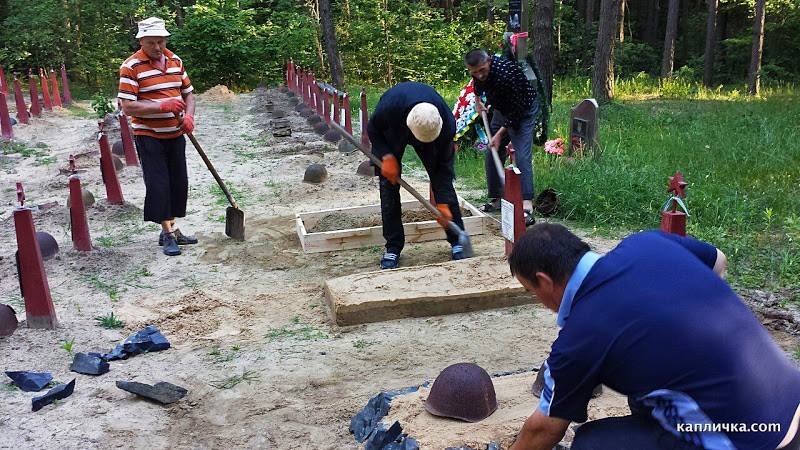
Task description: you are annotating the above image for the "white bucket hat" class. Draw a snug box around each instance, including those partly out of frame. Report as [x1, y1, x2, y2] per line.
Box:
[136, 17, 171, 39]
[406, 102, 442, 143]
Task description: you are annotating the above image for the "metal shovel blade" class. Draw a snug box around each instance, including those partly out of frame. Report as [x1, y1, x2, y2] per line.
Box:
[225, 207, 245, 241]
[448, 222, 474, 259]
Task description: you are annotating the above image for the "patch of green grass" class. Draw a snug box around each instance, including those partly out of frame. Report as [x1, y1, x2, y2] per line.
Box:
[0, 140, 28, 155]
[78, 268, 152, 301]
[94, 219, 152, 248]
[78, 274, 122, 301]
[506, 306, 519, 314]
[184, 274, 198, 289]
[451, 80, 800, 296]
[66, 104, 97, 119]
[34, 155, 57, 167]
[231, 144, 259, 161]
[794, 346, 800, 360]
[60, 338, 76, 354]
[206, 212, 226, 223]
[231, 345, 240, 351]
[265, 316, 329, 342]
[209, 181, 250, 208]
[94, 312, 125, 329]
[353, 339, 376, 350]
[209, 370, 259, 389]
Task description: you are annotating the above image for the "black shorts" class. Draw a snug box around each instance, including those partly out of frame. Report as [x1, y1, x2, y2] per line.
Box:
[134, 135, 188, 224]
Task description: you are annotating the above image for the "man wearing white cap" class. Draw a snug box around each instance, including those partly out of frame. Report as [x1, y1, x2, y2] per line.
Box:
[367, 82, 466, 269]
[118, 17, 197, 256]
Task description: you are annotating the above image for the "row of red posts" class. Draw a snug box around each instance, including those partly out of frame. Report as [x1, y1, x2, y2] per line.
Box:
[0, 65, 73, 139]
[10, 116, 133, 331]
[285, 59, 362, 145]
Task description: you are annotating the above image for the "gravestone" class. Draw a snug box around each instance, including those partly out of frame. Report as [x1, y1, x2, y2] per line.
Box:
[569, 98, 599, 158]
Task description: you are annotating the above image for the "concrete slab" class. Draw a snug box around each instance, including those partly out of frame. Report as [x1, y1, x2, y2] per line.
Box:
[324, 255, 531, 326]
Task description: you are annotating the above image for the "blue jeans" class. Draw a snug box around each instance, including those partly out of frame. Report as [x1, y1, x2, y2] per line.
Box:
[486, 102, 538, 201]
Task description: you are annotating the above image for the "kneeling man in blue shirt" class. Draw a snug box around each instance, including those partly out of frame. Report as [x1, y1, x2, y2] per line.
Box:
[508, 223, 800, 450]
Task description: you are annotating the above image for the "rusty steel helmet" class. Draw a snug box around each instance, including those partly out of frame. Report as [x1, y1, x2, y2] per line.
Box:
[424, 362, 498, 422]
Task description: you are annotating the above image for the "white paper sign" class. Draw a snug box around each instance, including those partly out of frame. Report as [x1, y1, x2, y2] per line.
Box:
[501, 199, 515, 242]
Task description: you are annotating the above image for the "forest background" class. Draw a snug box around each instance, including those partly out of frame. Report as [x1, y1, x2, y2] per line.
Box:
[1, 0, 798, 300]
[1, 0, 798, 94]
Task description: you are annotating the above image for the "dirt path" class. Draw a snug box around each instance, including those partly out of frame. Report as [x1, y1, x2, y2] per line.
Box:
[0, 89, 797, 449]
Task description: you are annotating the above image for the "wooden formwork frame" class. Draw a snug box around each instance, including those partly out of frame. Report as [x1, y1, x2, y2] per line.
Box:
[296, 196, 486, 253]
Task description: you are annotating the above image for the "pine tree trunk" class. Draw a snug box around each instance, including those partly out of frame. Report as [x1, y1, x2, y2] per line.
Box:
[586, 0, 596, 28]
[702, 0, 717, 87]
[557, 0, 563, 51]
[618, 0, 625, 42]
[593, 0, 620, 102]
[381, 0, 392, 84]
[533, 0, 555, 103]
[307, 0, 326, 75]
[487, 0, 493, 24]
[661, 0, 680, 79]
[577, 0, 586, 20]
[747, 0, 766, 95]
[647, 0, 660, 46]
[319, 0, 345, 88]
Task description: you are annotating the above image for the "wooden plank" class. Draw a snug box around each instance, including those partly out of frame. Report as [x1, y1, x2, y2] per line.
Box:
[297, 197, 487, 253]
[324, 255, 532, 326]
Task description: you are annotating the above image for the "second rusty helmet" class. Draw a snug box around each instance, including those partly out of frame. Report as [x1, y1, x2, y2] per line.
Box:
[424, 362, 498, 422]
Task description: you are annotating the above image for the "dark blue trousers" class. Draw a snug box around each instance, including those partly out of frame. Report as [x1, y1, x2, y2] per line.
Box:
[378, 143, 464, 254]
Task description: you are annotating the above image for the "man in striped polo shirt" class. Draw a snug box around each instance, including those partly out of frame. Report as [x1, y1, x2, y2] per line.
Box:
[118, 17, 197, 256]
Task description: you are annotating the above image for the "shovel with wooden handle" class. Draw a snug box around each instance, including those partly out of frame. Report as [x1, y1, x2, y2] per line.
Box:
[330, 121, 474, 258]
[480, 110, 505, 187]
[175, 113, 245, 240]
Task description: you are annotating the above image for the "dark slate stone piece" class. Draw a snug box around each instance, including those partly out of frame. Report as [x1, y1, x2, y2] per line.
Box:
[382, 436, 419, 450]
[102, 345, 129, 361]
[350, 392, 392, 442]
[365, 421, 403, 450]
[5, 371, 53, 392]
[70, 352, 110, 375]
[32, 378, 75, 411]
[116, 381, 188, 404]
[486, 443, 501, 450]
[121, 325, 170, 355]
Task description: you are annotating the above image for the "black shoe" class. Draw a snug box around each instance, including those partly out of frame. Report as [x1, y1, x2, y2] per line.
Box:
[159, 229, 198, 245]
[380, 252, 399, 269]
[451, 245, 465, 261]
[524, 209, 536, 227]
[173, 228, 198, 245]
[162, 233, 181, 256]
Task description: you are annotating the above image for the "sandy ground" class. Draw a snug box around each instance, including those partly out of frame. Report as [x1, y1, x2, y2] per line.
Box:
[0, 88, 797, 450]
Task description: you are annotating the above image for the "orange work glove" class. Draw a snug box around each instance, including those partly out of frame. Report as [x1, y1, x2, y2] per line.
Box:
[381, 154, 400, 185]
[180, 114, 194, 134]
[159, 98, 186, 114]
[435, 204, 453, 229]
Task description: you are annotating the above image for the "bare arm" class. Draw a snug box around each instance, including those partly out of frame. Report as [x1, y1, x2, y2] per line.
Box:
[183, 91, 195, 117]
[713, 248, 727, 279]
[120, 98, 162, 117]
[510, 410, 570, 450]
